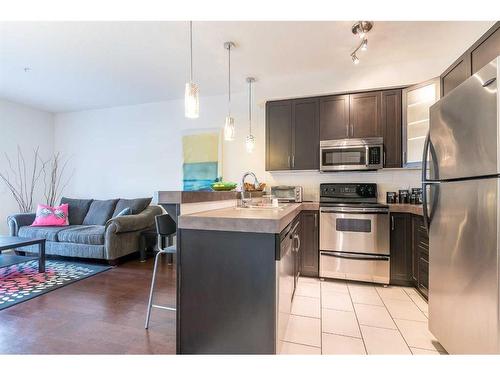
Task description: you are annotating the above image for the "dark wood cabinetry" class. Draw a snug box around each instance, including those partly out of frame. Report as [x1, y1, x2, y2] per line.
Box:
[441, 22, 500, 97]
[390, 213, 429, 299]
[390, 213, 413, 286]
[266, 100, 292, 171]
[349, 91, 382, 138]
[319, 95, 350, 140]
[266, 98, 319, 171]
[381, 90, 402, 168]
[412, 215, 429, 299]
[292, 98, 320, 170]
[441, 55, 470, 97]
[299, 211, 319, 277]
[268, 89, 401, 170]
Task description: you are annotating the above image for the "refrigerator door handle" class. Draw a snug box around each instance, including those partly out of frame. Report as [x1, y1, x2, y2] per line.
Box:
[482, 77, 496, 87]
[421, 131, 431, 182]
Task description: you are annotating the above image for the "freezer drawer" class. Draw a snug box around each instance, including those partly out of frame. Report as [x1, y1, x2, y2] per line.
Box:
[319, 251, 390, 284]
[428, 177, 500, 354]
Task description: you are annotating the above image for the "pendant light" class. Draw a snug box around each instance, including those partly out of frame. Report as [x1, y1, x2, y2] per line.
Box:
[245, 77, 256, 153]
[184, 21, 199, 118]
[223, 41, 236, 141]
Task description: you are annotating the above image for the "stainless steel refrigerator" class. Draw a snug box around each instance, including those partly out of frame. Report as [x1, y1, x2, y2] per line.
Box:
[423, 56, 500, 354]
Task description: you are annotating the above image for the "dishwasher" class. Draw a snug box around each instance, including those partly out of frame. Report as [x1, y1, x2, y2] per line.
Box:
[276, 218, 299, 353]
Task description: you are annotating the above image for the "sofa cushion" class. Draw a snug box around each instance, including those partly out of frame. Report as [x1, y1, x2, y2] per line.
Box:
[113, 198, 152, 216]
[82, 199, 119, 225]
[60, 197, 94, 225]
[18, 225, 76, 242]
[57, 225, 105, 245]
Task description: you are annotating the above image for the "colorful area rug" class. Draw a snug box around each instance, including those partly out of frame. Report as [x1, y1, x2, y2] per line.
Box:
[0, 260, 111, 311]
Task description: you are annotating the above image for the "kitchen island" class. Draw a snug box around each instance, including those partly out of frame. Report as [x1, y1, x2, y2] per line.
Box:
[176, 202, 317, 354]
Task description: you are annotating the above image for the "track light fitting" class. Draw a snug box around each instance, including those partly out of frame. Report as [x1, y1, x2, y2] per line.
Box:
[350, 21, 373, 65]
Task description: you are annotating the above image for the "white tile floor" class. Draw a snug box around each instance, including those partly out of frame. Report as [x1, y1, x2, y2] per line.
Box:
[279, 276, 446, 355]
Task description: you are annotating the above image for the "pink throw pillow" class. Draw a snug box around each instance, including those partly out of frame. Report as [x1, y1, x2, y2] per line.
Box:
[31, 203, 69, 227]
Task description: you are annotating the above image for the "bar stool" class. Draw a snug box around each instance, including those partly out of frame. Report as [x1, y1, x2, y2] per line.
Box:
[145, 214, 177, 329]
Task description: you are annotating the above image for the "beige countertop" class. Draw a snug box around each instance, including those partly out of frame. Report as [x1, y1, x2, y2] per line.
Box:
[386, 203, 423, 216]
[178, 201, 422, 234]
[178, 202, 319, 234]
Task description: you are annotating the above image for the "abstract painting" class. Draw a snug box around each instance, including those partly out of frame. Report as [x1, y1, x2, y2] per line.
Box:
[182, 129, 222, 191]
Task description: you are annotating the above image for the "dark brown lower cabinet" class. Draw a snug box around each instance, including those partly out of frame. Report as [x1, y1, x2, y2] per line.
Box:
[299, 210, 319, 277]
[390, 213, 429, 299]
[390, 213, 413, 286]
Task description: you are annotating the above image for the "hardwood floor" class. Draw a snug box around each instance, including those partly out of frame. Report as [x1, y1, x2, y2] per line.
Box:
[0, 256, 176, 354]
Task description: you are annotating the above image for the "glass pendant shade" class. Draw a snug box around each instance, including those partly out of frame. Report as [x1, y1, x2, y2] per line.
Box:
[224, 116, 235, 141]
[245, 134, 255, 153]
[184, 82, 199, 118]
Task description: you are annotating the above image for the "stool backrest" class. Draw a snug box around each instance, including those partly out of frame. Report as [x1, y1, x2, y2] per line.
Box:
[155, 214, 176, 236]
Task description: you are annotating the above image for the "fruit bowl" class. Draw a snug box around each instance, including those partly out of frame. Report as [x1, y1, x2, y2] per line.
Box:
[211, 182, 237, 191]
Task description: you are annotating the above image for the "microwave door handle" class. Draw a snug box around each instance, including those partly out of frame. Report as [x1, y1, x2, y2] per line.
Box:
[365, 145, 369, 167]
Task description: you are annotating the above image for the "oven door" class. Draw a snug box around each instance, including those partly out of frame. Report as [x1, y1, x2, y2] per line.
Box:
[320, 145, 369, 171]
[319, 207, 390, 255]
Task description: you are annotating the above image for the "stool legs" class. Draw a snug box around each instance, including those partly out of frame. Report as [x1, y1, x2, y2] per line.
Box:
[145, 250, 176, 329]
[145, 250, 162, 329]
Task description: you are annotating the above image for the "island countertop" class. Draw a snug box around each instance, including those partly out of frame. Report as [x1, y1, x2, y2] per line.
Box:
[178, 202, 319, 234]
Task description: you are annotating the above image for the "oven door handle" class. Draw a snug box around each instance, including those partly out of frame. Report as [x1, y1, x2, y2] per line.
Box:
[320, 207, 389, 214]
[321, 251, 389, 261]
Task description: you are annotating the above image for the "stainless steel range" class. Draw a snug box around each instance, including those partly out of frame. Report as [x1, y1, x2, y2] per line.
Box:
[319, 183, 390, 284]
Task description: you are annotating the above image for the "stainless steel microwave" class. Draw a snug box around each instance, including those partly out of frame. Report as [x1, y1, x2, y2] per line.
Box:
[320, 137, 384, 172]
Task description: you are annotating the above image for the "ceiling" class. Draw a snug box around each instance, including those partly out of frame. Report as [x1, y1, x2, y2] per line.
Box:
[0, 21, 494, 113]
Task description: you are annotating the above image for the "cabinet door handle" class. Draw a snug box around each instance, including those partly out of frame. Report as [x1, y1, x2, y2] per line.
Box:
[383, 150, 386, 166]
[391, 216, 395, 231]
[292, 155, 295, 169]
[350, 124, 354, 137]
[314, 214, 318, 228]
[346, 124, 349, 137]
[287, 155, 290, 169]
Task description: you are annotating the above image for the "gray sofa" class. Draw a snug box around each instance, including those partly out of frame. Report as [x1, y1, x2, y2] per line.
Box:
[7, 197, 162, 262]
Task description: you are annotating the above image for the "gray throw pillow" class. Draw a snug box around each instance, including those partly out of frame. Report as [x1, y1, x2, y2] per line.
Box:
[82, 199, 119, 225]
[114, 207, 131, 217]
[113, 198, 152, 216]
[60, 197, 94, 225]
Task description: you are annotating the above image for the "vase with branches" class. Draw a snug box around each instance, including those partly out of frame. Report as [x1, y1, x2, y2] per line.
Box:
[0, 146, 73, 213]
[41, 152, 74, 207]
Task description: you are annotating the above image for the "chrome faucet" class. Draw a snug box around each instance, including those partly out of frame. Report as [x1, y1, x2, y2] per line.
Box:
[240, 171, 259, 207]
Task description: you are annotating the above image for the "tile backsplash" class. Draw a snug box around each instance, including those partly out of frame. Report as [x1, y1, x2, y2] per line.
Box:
[265, 168, 421, 202]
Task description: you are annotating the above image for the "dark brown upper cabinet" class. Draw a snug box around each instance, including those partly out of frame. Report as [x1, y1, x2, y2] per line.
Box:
[266, 98, 319, 171]
[292, 98, 320, 170]
[349, 91, 382, 138]
[381, 89, 402, 168]
[319, 95, 350, 140]
[266, 100, 292, 171]
[471, 24, 500, 74]
[441, 55, 469, 97]
[441, 22, 500, 97]
[320, 92, 382, 140]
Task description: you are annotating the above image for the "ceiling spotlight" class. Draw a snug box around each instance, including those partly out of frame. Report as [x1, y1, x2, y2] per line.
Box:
[352, 21, 373, 39]
[361, 39, 368, 51]
[351, 54, 360, 65]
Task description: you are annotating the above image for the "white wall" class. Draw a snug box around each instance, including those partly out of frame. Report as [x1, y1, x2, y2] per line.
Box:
[0, 99, 54, 234]
[54, 65, 425, 202]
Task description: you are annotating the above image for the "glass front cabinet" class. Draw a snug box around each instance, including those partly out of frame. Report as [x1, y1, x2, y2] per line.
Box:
[402, 78, 440, 168]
